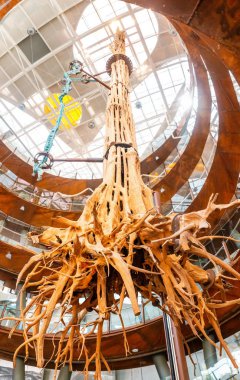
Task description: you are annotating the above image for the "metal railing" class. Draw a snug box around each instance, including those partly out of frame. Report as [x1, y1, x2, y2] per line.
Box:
[0, 207, 239, 335]
[0, 163, 92, 212]
[0, 224, 41, 252]
[0, 297, 162, 334]
[0, 210, 42, 251]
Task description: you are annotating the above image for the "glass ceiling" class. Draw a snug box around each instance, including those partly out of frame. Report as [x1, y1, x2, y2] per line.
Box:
[0, 0, 191, 179]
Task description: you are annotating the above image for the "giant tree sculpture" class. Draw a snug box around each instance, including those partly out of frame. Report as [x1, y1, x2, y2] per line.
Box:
[3, 31, 240, 379]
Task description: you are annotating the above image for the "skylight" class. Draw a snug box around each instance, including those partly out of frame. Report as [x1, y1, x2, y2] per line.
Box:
[74, 0, 158, 80]
[0, 0, 192, 180]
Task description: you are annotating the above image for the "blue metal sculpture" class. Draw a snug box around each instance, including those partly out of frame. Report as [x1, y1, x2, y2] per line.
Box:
[32, 61, 109, 180]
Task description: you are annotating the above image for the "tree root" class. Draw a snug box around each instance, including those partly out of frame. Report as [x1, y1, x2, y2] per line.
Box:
[3, 29, 240, 378]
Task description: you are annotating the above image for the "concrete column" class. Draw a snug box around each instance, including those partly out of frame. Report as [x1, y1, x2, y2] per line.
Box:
[153, 353, 170, 379]
[43, 368, 53, 380]
[57, 365, 72, 380]
[13, 357, 25, 380]
[203, 334, 218, 369]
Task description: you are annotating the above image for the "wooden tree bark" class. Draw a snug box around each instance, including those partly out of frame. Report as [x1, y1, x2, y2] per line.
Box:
[80, 31, 153, 235]
[2, 31, 240, 380]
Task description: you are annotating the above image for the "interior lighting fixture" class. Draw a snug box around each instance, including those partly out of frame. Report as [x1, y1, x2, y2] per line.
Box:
[18, 103, 25, 111]
[170, 29, 177, 36]
[132, 348, 139, 353]
[5, 252, 12, 260]
[88, 121, 95, 129]
[135, 100, 142, 109]
[27, 27, 36, 36]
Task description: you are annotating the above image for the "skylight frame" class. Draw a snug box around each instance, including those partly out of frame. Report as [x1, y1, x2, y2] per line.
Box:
[0, 0, 192, 180]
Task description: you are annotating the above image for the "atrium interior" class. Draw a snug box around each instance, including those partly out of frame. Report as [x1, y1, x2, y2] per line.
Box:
[0, 0, 240, 379]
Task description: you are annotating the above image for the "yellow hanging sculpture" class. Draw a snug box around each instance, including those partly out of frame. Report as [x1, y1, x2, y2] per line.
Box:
[44, 93, 82, 130]
[3, 31, 240, 380]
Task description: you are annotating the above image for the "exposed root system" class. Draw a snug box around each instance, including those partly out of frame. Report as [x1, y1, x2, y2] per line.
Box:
[2, 31, 240, 379]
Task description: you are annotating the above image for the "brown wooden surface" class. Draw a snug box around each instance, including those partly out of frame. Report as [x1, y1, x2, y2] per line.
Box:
[124, 0, 240, 55]
[0, 291, 239, 370]
[0, 186, 79, 227]
[0, 142, 102, 194]
[0, 240, 33, 275]
[189, 0, 240, 55]
[187, 37, 240, 211]
[0, 241, 33, 288]
[153, 30, 211, 201]
[119, 1, 240, 218]
[0, 0, 240, 371]
[0, 318, 165, 370]
[191, 29, 240, 86]
[124, 0, 200, 23]
[0, 121, 188, 195]
[0, 240, 239, 369]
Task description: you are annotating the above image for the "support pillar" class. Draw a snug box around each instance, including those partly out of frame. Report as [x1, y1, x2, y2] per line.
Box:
[43, 368, 53, 380]
[160, 294, 190, 380]
[13, 357, 25, 380]
[170, 321, 190, 380]
[57, 365, 72, 380]
[154, 192, 189, 380]
[153, 353, 170, 379]
[161, 297, 190, 380]
[203, 334, 218, 369]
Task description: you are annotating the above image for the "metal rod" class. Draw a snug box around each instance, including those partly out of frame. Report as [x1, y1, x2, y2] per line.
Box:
[81, 68, 111, 90]
[94, 70, 108, 76]
[53, 157, 103, 163]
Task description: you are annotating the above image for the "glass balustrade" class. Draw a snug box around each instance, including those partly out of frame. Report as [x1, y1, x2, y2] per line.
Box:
[185, 334, 240, 380]
[0, 201, 239, 338]
[0, 295, 162, 334]
[0, 163, 92, 212]
[0, 81, 214, 217]
[0, 211, 42, 251]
